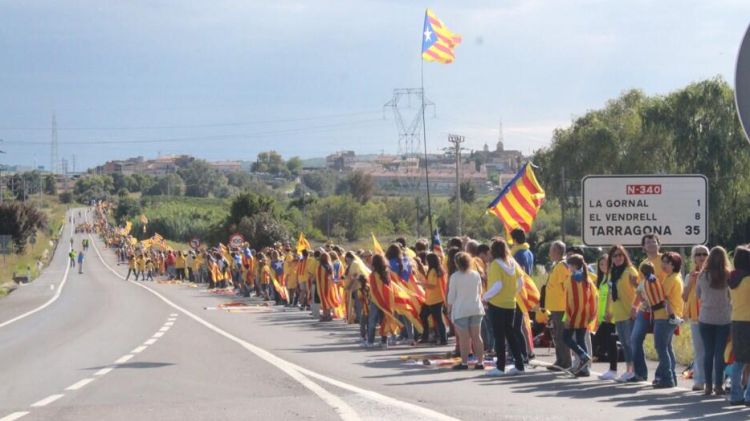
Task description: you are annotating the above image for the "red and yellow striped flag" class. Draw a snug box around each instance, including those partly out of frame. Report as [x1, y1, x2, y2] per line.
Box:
[421, 9, 462, 64]
[487, 163, 545, 234]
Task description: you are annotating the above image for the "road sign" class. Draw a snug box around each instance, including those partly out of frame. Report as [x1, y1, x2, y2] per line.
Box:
[736, 23, 750, 144]
[582, 175, 708, 247]
[190, 238, 201, 249]
[228, 233, 245, 249]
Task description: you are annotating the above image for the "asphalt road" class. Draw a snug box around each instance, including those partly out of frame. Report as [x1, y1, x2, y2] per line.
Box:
[1, 208, 748, 420]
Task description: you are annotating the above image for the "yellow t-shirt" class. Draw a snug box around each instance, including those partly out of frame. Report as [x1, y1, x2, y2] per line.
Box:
[654, 272, 684, 320]
[684, 271, 701, 322]
[641, 254, 666, 283]
[175, 255, 186, 269]
[487, 259, 524, 309]
[285, 256, 298, 289]
[609, 265, 639, 323]
[136, 256, 146, 271]
[546, 261, 570, 312]
[424, 269, 444, 306]
[730, 276, 750, 322]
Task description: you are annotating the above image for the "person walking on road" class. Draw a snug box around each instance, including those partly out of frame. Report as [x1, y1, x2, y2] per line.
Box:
[69, 249, 77, 268]
[77, 250, 85, 274]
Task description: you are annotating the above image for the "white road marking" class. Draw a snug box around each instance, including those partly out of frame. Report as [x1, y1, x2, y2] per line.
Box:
[152, 332, 165, 338]
[144, 338, 158, 345]
[0, 217, 73, 329]
[0, 412, 30, 421]
[94, 367, 114, 376]
[114, 354, 133, 364]
[65, 378, 95, 391]
[91, 234, 458, 421]
[30, 394, 65, 407]
[170, 313, 178, 317]
[50, 284, 54, 290]
[164, 322, 175, 326]
[159, 326, 170, 332]
[131, 345, 147, 354]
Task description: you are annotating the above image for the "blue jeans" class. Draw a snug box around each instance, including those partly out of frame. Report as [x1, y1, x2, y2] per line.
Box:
[690, 322, 706, 385]
[699, 322, 731, 388]
[729, 362, 750, 403]
[630, 311, 650, 380]
[366, 301, 384, 344]
[615, 319, 634, 364]
[563, 328, 589, 360]
[653, 320, 677, 386]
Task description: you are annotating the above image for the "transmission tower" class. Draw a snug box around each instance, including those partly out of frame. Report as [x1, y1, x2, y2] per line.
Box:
[383, 89, 435, 191]
[50, 113, 59, 174]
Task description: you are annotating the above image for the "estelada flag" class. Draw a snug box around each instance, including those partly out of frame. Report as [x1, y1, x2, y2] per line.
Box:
[421, 9, 462, 64]
[516, 272, 541, 313]
[368, 272, 403, 335]
[487, 162, 545, 234]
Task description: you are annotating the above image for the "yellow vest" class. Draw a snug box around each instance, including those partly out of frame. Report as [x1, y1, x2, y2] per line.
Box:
[731, 276, 750, 322]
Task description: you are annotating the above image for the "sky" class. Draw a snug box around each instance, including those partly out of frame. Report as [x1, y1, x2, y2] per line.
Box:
[1, 0, 749, 171]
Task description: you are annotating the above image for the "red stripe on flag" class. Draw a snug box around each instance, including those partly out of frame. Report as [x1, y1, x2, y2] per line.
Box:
[499, 195, 530, 231]
[432, 42, 455, 57]
[429, 17, 443, 28]
[509, 185, 538, 218]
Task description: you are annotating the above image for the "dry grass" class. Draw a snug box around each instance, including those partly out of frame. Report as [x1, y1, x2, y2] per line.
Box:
[0, 196, 68, 296]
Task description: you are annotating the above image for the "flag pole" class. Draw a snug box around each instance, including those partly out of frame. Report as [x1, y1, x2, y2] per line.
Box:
[421, 49, 434, 237]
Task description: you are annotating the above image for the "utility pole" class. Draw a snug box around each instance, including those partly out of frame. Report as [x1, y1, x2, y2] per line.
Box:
[0, 138, 4, 204]
[448, 134, 466, 236]
[561, 166, 567, 243]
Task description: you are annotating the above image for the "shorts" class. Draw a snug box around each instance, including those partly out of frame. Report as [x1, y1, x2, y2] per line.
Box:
[454, 315, 483, 330]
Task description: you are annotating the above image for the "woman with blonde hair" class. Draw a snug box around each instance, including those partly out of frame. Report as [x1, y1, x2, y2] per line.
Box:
[683, 244, 709, 391]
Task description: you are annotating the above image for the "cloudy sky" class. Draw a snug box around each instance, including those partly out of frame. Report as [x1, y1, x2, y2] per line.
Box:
[1, 0, 749, 170]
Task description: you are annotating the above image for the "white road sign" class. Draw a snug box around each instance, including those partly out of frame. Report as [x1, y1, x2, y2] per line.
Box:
[582, 175, 708, 247]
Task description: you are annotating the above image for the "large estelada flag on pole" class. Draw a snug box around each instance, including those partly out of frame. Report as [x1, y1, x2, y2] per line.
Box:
[487, 163, 546, 233]
[421, 9, 462, 64]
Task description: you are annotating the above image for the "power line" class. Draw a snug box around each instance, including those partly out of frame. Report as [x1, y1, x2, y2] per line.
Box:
[0, 110, 382, 131]
[2, 119, 385, 146]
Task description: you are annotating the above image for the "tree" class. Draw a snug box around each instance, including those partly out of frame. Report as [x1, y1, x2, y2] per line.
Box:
[73, 175, 114, 203]
[228, 191, 278, 225]
[44, 174, 57, 195]
[286, 156, 303, 177]
[533, 77, 750, 247]
[251, 151, 290, 178]
[302, 170, 336, 197]
[0, 202, 48, 253]
[235, 213, 290, 249]
[114, 197, 142, 224]
[336, 170, 374, 204]
[144, 173, 186, 196]
[177, 159, 228, 197]
[450, 180, 476, 204]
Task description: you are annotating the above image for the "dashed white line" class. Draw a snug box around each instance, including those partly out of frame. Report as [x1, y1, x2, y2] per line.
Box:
[164, 322, 175, 326]
[30, 394, 65, 407]
[170, 313, 178, 317]
[158, 326, 170, 332]
[114, 354, 133, 364]
[144, 338, 158, 345]
[0, 411, 30, 421]
[152, 332, 165, 338]
[90, 233, 458, 421]
[131, 345, 147, 354]
[94, 367, 114, 376]
[65, 378, 95, 391]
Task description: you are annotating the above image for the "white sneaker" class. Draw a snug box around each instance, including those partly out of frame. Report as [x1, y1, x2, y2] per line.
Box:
[505, 367, 524, 376]
[599, 370, 618, 381]
[484, 368, 505, 377]
[617, 372, 635, 382]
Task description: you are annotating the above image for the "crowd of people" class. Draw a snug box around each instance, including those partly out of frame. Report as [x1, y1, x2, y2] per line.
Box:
[91, 204, 750, 408]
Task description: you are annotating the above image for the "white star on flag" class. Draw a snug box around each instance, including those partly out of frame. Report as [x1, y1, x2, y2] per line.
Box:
[423, 29, 432, 42]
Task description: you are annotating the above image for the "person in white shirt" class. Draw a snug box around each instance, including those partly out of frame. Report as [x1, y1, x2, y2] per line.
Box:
[447, 252, 485, 370]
